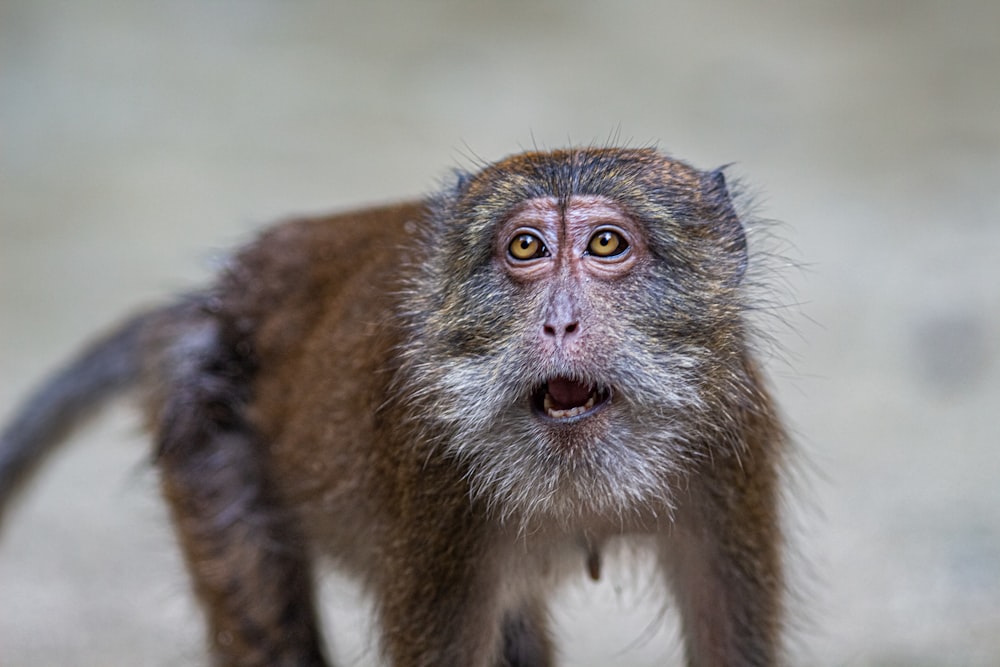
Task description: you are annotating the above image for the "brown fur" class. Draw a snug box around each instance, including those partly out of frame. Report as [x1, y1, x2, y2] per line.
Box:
[1, 148, 787, 666]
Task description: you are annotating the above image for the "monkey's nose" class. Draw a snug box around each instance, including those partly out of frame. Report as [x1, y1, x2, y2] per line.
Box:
[543, 291, 580, 345]
[543, 319, 580, 343]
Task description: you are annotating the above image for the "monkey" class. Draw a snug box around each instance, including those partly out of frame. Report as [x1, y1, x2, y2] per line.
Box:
[0, 147, 788, 667]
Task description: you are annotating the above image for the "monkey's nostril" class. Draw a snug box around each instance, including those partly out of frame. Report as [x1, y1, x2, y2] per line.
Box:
[543, 322, 579, 339]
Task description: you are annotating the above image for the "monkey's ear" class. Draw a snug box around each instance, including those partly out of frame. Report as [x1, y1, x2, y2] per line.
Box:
[429, 169, 474, 224]
[447, 168, 474, 196]
[701, 168, 748, 285]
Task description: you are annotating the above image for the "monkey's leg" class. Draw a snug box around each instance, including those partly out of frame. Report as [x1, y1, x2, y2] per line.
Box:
[375, 538, 501, 666]
[160, 432, 327, 666]
[374, 510, 553, 667]
[661, 472, 783, 667]
[154, 327, 328, 666]
[498, 598, 554, 667]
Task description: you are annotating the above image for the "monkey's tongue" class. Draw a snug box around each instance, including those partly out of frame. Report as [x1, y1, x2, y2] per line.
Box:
[545, 377, 594, 411]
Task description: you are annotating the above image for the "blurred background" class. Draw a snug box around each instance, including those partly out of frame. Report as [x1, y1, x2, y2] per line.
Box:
[1, 1, 997, 665]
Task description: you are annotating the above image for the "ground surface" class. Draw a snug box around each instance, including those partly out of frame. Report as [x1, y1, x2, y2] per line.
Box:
[1, 1, 998, 665]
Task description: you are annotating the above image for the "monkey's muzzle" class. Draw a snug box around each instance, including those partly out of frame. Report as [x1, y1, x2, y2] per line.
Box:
[533, 377, 610, 421]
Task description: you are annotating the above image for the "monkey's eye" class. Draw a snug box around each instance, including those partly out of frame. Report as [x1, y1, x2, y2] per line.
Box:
[587, 230, 628, 258]
[508, 233, 547, 261]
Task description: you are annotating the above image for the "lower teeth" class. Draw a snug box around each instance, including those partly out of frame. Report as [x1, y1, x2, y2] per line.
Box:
[543, 393, 596, 419]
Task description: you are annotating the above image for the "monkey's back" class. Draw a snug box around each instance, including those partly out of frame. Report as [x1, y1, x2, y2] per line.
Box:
[213, 201, 427, 569]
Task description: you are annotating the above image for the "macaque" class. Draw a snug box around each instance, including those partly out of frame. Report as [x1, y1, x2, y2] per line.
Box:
[0, 147, 787, 666]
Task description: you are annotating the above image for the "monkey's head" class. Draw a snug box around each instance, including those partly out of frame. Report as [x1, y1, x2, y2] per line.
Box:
[399, 148, 757, 525]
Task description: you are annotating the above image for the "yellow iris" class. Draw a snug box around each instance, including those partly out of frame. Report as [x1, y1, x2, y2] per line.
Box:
[509, 233, 544, 260]
[588, 230, 625, 257]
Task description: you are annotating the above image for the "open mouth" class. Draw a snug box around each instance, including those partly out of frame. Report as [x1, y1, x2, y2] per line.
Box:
[532, 376, 611, 421]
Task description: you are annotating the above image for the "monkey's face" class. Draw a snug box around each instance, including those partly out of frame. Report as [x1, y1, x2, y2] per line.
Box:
[400, 149, 750, 524]
[499, 196, 638, 424]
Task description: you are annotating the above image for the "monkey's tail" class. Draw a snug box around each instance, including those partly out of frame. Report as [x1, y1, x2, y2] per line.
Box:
[0, 312, 149, 524]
